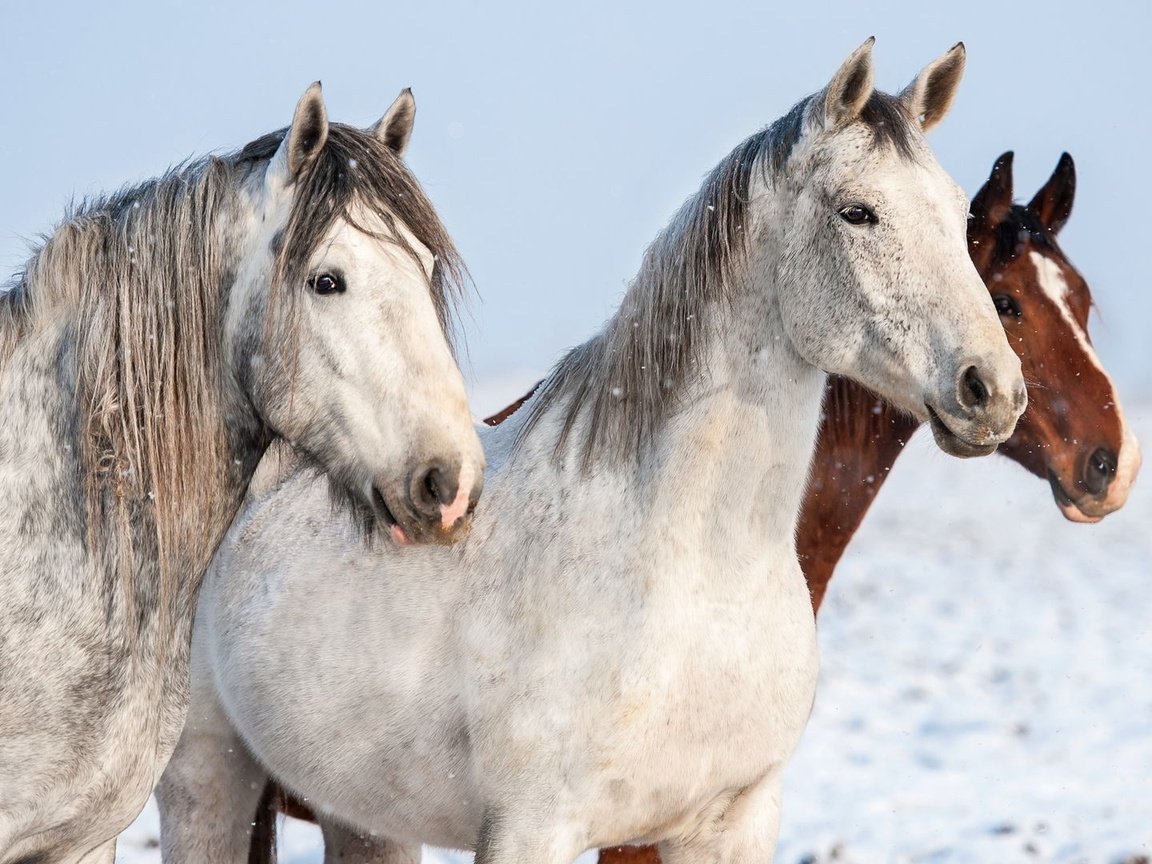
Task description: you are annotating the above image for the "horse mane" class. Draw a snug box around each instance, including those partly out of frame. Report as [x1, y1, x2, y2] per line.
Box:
[517, 91, 917, 471]
[0, 120, 465, 622]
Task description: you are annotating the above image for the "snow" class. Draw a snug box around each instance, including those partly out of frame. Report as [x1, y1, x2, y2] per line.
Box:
[116, 390, 1152, 864]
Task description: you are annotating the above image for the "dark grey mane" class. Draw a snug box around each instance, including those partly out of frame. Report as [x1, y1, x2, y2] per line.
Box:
[518, 90, 917, 470]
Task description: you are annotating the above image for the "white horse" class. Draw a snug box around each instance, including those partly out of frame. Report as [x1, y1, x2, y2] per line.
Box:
[0, 86, 484, 864]
[161, 41, 1026, 864]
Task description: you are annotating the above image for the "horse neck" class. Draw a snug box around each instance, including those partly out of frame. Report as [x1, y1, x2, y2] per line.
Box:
[797, 376, 921, 612]
[634, 270, 828, 568]
[0, 189, 266, 632]
[510, 168, 830, 584]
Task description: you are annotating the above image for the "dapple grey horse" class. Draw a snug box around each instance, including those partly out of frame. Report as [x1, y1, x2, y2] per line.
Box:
[0, 85, 483, 863]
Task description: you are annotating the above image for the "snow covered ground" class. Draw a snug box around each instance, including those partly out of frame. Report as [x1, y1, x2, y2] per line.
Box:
[116, 385, 1152, 864]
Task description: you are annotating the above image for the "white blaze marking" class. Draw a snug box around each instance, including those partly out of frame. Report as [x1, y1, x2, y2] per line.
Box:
[1028, 251, 1141, 504]
[1030, 252, 1088, 348]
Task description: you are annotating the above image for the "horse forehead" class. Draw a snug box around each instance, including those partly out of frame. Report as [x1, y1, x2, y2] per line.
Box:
[877, 150, 958, 202]
[1025, 249, 1111, 378]
[1022, 248, 1133, 455]
[328, 203, 434, 270]
[816, 134, 955, 203]
[1026, 249, 1087, 324]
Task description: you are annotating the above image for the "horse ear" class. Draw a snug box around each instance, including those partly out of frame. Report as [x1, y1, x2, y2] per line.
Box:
[822, 38, 875, 128]
[268, 82, 329, 188]
[899, 42, 965, 132]
[970, 151, 1015, 229]
[371, 88, 417, 156]
[1027, 152, 1076, 235]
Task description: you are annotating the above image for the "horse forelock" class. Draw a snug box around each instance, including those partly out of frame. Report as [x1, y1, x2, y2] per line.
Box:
[237, 122, 467, 350]
[516, 90, 918, 471]
[846, 91, 920, 161]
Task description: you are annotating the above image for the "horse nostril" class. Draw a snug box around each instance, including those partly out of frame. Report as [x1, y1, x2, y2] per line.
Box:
[411, 463, 457, 518]
[959, 365, 989, 410]
[425, 469, 443, 504]
[1084, 446, 1118, 496]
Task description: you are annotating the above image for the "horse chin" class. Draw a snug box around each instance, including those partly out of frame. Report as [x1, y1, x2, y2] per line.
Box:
[925, 406, 999, 458]
[1047, 471, 1105, 525]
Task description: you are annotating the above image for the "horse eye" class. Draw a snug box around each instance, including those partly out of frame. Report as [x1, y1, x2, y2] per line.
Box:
[992, 293, 1022, 317]
[308, 273, 345, 296]
[838, 204, 876, 226]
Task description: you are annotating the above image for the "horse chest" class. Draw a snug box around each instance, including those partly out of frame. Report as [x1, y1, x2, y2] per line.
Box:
[459, 546, 818, 843]
[620, 558, 817, 784]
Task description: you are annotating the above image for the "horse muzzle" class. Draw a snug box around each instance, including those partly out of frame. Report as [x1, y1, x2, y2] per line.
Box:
[374, 457, 484, 546]
[1047, 431, 1142, 523]
[925, 360, 1027, 458]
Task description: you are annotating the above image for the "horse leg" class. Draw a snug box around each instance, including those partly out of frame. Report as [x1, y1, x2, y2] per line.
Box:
[155, 631, 267, 864]
[319, 817, 419, 864]
[659, 773, 783, 864]
[473, 810, 586, 864]
[155, 695, 267, 863]
[712, 773, 784, 864]
[717, 773, 783, 864]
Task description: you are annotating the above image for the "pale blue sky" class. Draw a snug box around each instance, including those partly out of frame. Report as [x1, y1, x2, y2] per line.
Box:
[4, 0, 1148, 397]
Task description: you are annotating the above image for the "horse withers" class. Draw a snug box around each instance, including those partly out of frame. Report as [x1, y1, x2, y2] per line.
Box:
[163, 40, 1024, 864]
[0, 86, 483, 864]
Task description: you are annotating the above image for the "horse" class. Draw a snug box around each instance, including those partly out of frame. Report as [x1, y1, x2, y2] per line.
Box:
[159, 39, 1027, 864]
[0, 84, 485, 864]
[244, 149, 1144, 864]
[798, 149, 1140, 610]
[583, 151, 1144, 864]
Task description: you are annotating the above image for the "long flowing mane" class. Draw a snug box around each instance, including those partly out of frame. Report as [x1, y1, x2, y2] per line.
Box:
[517, 92, 916, 471]
[0, 122, 465, 620]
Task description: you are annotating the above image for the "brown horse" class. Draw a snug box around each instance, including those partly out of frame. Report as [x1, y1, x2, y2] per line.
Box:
[246, 151, 1140, 863]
